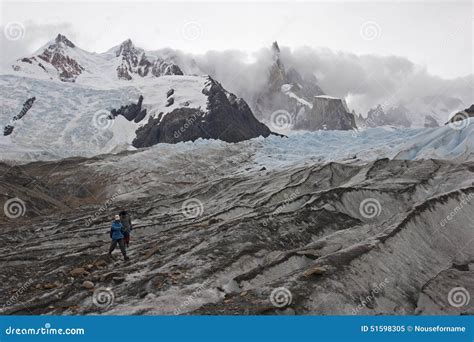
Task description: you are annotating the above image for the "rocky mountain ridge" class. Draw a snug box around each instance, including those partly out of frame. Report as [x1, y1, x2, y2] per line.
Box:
[11, 35, 183, 84]
[114, 39, 183, 80]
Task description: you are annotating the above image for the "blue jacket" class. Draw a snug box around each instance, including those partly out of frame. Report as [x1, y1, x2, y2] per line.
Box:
[110, 220, 124, 240]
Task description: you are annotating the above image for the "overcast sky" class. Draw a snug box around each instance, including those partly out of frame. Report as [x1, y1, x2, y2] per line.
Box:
[0, 0, 472, 79]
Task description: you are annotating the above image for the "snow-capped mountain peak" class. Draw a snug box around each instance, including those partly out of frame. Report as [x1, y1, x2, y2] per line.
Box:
[10, 34, 184, 84]
[11, 33, 86, 82]
[51, 33, 76, 48]
[113, 38, 143, 60]
[113, 39, 183, 80]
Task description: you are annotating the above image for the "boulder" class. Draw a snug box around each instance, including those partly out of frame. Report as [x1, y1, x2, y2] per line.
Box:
[70, 267, 87, 277]
[82, 280, 94, 289]
[303, 266, 328, 277]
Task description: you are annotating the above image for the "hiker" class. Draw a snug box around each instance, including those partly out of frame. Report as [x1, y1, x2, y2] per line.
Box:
[108, 214, 129, 261]
[119, 210, 133, 248]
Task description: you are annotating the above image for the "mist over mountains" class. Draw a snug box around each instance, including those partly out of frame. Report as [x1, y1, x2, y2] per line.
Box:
[2, 22, 471, 122]
[151, 44, 472, 119]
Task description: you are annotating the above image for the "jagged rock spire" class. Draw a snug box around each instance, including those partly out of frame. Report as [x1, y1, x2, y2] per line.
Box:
[116, 38, 137, 57]
[272, 41, 280, 54]
[54, 34, 75, 48]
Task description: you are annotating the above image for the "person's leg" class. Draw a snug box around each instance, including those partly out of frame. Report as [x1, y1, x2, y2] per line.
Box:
[118, 239, 129, 260]
[108, 240, 118, 254]
[124, 234, 130, 247]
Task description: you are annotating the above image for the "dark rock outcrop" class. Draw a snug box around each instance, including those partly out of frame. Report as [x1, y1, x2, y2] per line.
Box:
[110, 95, 147, 123]
[294, 96, 357, 131]
[132, 77, 273, 147]
[3, 97, 36, 136]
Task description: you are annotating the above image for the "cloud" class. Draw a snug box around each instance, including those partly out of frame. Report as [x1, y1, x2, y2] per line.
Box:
[1, 27, 471, 116]
[0, 21, 77, 72]
[156, 44, 473, 115]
